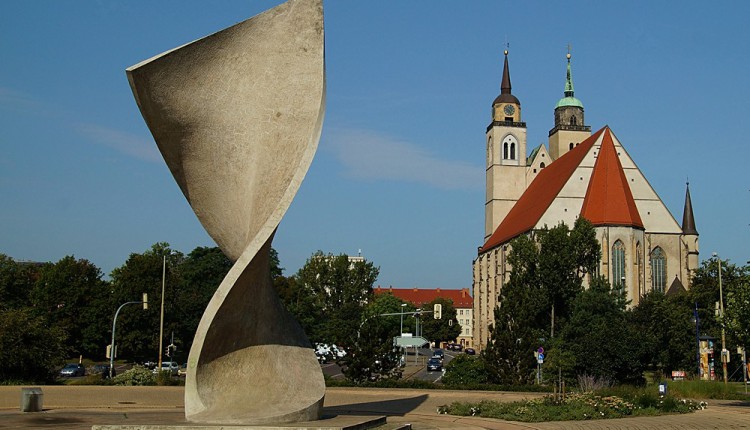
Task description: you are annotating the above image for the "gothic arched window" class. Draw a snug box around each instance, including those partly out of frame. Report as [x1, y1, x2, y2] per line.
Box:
[503, 142, 508, 160]
[651, 247, 667, 293]
[510, 142, 516, 160]
[570, 116, 577, 125]
[612, 240, 626, 292]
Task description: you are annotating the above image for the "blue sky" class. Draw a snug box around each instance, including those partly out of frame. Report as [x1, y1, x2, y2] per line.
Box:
[1, 1, 748, 290]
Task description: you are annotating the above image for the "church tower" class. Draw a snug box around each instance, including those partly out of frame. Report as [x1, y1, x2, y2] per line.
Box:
[485, 50, 527, 240]
[548, 51, 591, 159]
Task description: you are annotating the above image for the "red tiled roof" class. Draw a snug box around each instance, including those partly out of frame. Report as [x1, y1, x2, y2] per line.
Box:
[480, 127, 606, 252]
[373, 286, 473, 308]
[580, 129, 644, 228]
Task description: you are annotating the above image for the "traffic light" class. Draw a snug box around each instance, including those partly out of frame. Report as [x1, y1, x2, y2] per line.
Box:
[106, 344, 112, 359]
[434, 303, 442, 319]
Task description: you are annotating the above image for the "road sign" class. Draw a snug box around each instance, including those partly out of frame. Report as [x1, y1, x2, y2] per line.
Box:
[394, 336, 430, 348]
[538, 347, 544, 354]
[537, 353, 544, 363]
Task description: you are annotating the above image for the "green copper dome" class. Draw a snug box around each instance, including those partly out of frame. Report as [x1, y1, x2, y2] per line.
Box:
[556, 96, 584, 109]
[555, 53, 584, 109]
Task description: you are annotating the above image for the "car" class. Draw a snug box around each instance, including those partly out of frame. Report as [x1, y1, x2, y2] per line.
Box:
[314, 343, 347, 364]
[59, 363, 86, 377]
[92, 364, 116, 378]
[432, 348, 445, 361]
[178, 363, 188, 377]
[153, 361, 179, 376]
[465, 348, 476, 355]
[426, 357, 443, 371]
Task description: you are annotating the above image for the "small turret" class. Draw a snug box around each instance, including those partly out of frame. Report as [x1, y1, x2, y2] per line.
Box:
[682, 182, 699, 283]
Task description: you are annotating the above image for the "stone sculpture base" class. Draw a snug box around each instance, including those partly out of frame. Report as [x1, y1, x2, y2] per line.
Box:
[91, 415, 397, 430]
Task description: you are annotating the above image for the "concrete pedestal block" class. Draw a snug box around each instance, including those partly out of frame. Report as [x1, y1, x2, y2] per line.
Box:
[20, 387, 43, 412]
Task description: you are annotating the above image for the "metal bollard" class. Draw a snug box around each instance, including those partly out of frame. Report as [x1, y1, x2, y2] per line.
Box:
[20, 387, 43, 412]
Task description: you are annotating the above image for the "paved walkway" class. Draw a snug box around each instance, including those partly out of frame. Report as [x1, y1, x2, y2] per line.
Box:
[0, 386, 747, 429]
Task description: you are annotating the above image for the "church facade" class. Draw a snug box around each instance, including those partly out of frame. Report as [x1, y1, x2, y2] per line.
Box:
[472, 51, 699, 350]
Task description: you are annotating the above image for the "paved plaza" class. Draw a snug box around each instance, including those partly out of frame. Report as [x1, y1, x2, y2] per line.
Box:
[0, 386, 747, 429]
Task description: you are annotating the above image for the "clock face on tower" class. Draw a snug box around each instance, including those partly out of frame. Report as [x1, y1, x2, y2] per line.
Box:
[503, 104, 516, 116]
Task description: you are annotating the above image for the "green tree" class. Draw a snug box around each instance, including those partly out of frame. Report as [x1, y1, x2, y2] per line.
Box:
[628, 290, 695, 377]
[482, 219, 601, 385]
[538, 218, 600, 335]
[420, 297, 461, 345]
[293, 251, 379, 346]
[340, 293, 407, 383]
[724, 278, 750, 349]
[688, 257, 749, 379]
[0, 308, 68, 383]
[0, 254, 40, 310]
[29, 256, 110, 358]
[555, 276, 644, 385]
[176, 246, 232, 356]
[109, 243, 184, 363]
[482, 274, 540, 385]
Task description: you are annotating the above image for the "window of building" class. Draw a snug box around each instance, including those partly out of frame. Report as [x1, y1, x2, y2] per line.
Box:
[510, 142, 516, 159]
[569, 142, 574, 150]
[651, 247, 667, 293]
[612, 240, 625, 292]
[540, 162, 545, 169]
[503, 142, 508, 159]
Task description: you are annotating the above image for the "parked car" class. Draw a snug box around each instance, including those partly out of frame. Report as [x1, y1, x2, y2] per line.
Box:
[426, 357, 443, 371]
[153, 361, 179, 376]
[59, 363, 86, 377]
[92, 364, 115, 378]
[432, 348, 444, 361]
[465, 348, 476, 355]
[314, 343, 347, 364]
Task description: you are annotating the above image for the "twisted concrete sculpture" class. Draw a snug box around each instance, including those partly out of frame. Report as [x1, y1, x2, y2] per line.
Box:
[126, 0, 325, 424]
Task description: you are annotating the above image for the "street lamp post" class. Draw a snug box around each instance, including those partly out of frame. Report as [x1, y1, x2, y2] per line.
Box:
[400, 303, 407, 335]
[713, 252, 728, 385]
[109, 294, 148, 378]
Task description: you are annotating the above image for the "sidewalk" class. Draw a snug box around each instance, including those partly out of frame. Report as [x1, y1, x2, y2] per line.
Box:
[0, 386, 747, 429]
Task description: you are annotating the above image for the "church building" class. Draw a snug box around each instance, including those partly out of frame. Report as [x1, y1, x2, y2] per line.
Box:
[472, 50, 699, 350]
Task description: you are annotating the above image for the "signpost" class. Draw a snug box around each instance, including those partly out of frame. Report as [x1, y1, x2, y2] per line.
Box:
[535, 346, 544, 384]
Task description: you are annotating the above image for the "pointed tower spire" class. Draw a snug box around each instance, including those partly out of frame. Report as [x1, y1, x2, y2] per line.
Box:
[493, 49, 520, 106]
[555, 49, 583, 109]
[564, 50, 575, 98]
[501, 49, 512, 95]
[682, 182, 698, 235]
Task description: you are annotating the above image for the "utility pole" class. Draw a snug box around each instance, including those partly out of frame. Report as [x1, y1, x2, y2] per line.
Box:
[158, 255, 166, 369]
[714, 252, 728, 385]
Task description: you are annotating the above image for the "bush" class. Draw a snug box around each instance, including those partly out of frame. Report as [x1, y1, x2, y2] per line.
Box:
[442, 354, 489, 386]
[577, 374, 612, 392]
[112, 365, 155, 386]
[438, 387, 708, 422]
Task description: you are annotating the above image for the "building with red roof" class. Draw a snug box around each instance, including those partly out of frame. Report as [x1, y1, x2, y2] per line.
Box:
[373, 286, 474, 347]
[473, 51, 699, 350]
